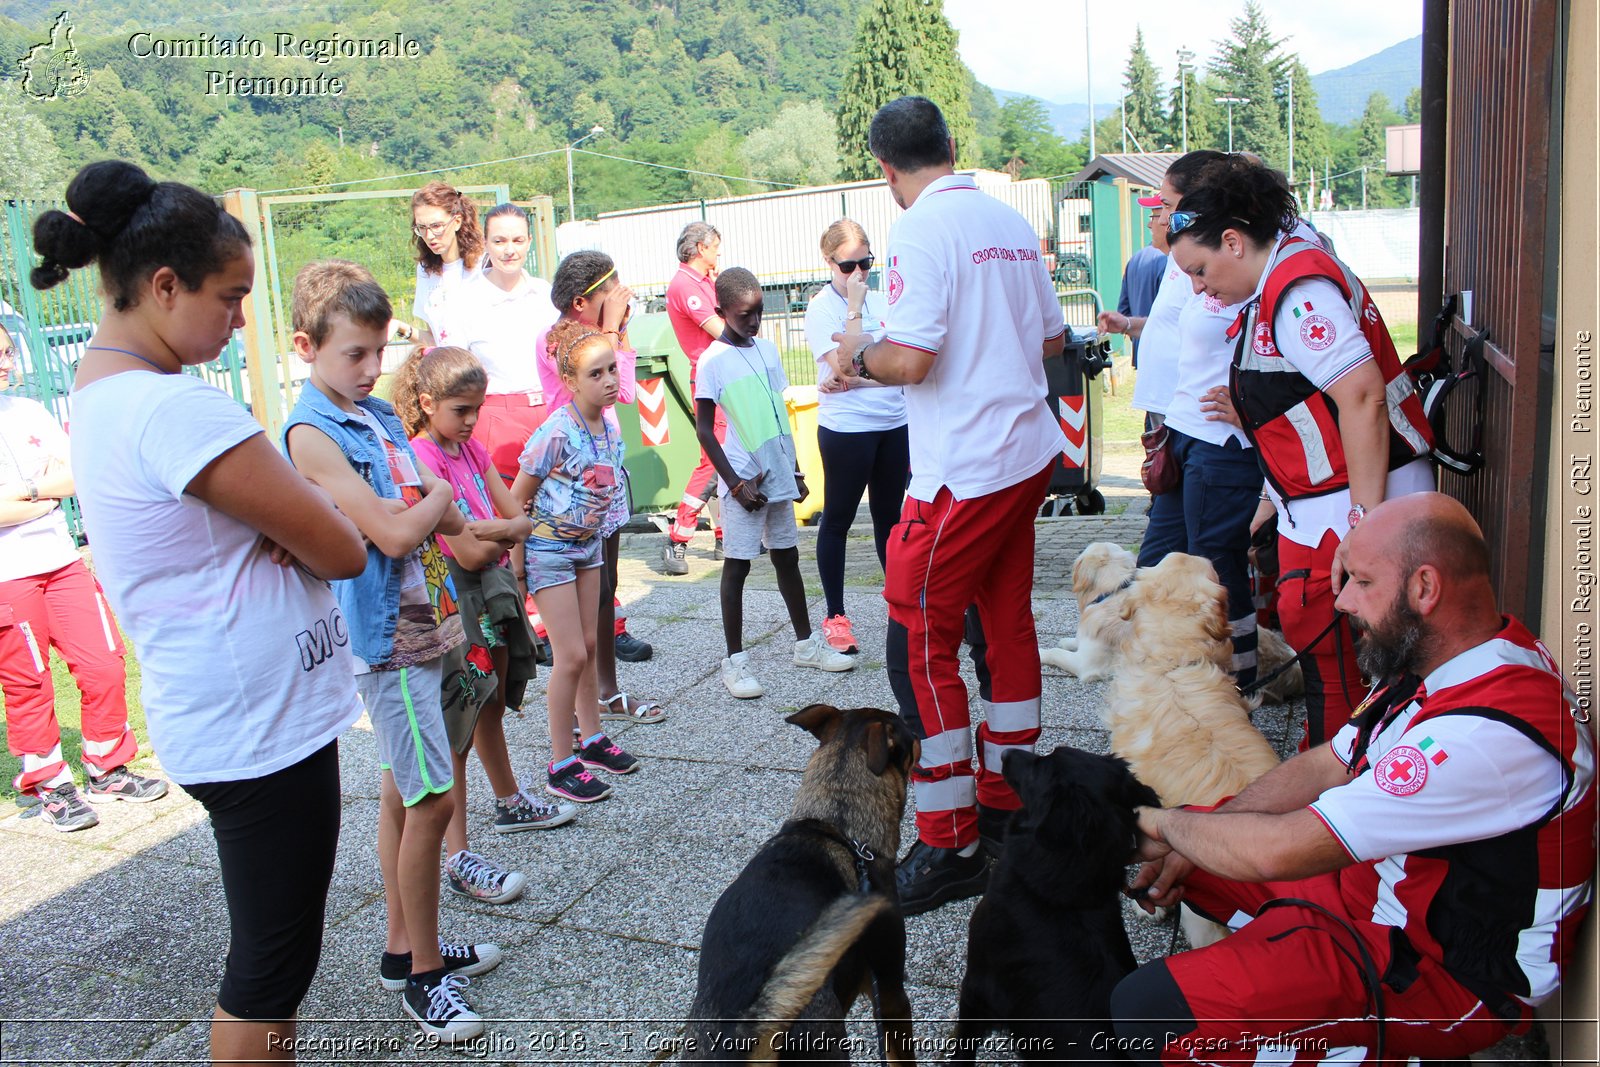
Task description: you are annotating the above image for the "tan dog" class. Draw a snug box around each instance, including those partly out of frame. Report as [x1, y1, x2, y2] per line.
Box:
[1098, 553, 1280, 948]
[1040, 542, 1138, 681]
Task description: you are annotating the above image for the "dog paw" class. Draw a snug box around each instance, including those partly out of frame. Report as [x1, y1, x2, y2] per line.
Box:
[1058, 637, 1079, 652]
[1040, 648, 1077, 674]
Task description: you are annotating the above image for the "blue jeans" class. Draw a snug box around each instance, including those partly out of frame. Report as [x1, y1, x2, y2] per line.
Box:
[1137, 429, 1260, 685]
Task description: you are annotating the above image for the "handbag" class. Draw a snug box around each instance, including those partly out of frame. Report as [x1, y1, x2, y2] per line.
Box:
[1140, 423, 1179, 495]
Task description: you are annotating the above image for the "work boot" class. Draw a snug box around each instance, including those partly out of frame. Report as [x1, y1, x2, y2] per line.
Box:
[895, 838, 989, 916]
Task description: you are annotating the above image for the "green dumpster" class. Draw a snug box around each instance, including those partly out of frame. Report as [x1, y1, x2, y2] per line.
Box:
[615, 311, 707, 514]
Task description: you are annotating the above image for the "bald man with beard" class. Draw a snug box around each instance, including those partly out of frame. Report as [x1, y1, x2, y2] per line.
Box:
[1109, 493, 1596, 1065]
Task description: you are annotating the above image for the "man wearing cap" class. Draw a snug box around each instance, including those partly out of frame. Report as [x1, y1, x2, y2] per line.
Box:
[831, 96, 1066, 915]
[1112, 492, 1595, 1064]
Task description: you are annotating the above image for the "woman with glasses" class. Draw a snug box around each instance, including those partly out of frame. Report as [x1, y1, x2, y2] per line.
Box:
[803, 219, 907, 654]
[410, 181, 484, 346]
[1165, 154, 1435, 748]
[436, 203, 558, 483]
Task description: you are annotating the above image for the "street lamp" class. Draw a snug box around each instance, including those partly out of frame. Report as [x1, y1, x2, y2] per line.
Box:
[1175, 48, 1195, 153]
[1214, 95, 1249, 153]
[566, 124, 606, 222]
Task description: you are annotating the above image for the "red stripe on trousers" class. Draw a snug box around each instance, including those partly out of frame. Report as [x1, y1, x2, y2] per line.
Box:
[1278, 529, 1364, 749]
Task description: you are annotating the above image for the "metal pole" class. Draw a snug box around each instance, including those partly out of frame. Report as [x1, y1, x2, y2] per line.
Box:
[1286, 75, 1295, 184]
[1085, 1, 1095, 159]
[1176, 48, 1194, 153]
[1361, 165, 1368, 209]
[1417, 0, 1449, 328]
[566, 144, 576, 222]
[1215, 96, 1248, 153]
[1121, 93, 1127, 154]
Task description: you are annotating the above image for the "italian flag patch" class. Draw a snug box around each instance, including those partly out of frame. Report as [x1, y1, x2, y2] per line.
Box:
[1291, 300, 1314, 319]
[1418, 735, 1450, 765]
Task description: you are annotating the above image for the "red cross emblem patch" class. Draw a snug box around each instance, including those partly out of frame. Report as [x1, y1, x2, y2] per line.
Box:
[1300, 313, 1336, 351]
[1373, 745, 1428, 796]
[1252, 320, 1277, 357]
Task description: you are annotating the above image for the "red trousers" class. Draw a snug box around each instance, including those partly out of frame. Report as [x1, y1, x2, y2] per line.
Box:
[885, 464, 1051, 849]
[1112, 866, 1526, 1064]
[670, 406, 725, 543]
[1278, 530, 1365, 749]
[0, 559, 135, 792]
[477, 393, 550, 484]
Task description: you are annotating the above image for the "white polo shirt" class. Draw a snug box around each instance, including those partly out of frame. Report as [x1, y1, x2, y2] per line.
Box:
[436, 269, 557, 396]
[882, 173, 1066, 501]
[0, 394, 79, 582]
[1130, 257, 1187, 416]
[805, 284, 906, 433]
[412, 257, 469, 337]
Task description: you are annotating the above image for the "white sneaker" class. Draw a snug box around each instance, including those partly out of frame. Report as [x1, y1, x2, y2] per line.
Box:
[721, 652, 765, 699]
[794, 634, 857, 672]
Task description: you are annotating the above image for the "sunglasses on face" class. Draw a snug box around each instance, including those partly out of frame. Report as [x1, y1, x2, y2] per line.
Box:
[413, 218, 457, 238]
[832, 255, 874, 274]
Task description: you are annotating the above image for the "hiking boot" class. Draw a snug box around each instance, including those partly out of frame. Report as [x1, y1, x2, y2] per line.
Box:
[793, 634, 857, 672]
[547, 759, 613, 803]
[714, 537, 725, 561]
[615, 630, 653, 662]
[378, 939, 502, 992]
[445, 849, 527, 905]
[38, 783, 98, 832]
[576, 733, 640, 775]
[663, 540, 689, 575]
[86, 767, 169, 803]
[494, 792, 576, 832]
[895, 838, 989, 916]
[721, 652, 764, 699]
[403, 972, 484, 1043]
[821, 614, 859, 654]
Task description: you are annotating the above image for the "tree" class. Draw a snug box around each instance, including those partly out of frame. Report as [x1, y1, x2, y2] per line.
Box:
[992, 97, 1084, 178]
[0, 84, 67, 199]
[1168, 67, 1222, 153]
[1281, 58, 1329, 196]
[1120, 28, 1166, 152]
[1402, 86, 1422, 122]
[1210, 1, 1287, 162]
[835, 0, 979, 180]
[740, 101, 840, 186]
[1348, 90, 1410, 207]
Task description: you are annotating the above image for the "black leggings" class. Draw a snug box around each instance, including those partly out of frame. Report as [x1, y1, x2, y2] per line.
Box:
[816, 424, 910, 618]
[182, 741, 342, 1020]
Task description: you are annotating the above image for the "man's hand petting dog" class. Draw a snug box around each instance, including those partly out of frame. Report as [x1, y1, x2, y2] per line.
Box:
[1127, 806, 1195, 913]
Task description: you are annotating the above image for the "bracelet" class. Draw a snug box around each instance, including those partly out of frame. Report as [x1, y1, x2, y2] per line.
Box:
[512, 571, 526, 580]
[24, 478, 38, 502]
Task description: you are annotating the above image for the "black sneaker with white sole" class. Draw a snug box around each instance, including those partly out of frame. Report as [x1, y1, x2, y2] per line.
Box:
[379, 940, 503, 992]
[547, 759, 613, 802]
[403, 971, 483, 1043]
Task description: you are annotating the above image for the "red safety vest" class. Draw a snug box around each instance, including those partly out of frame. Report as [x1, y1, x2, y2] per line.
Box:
[1228, 237, 1435, 500]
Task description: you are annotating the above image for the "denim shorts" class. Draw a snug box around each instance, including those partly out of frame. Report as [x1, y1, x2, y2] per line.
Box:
[525, 535, 604, 592]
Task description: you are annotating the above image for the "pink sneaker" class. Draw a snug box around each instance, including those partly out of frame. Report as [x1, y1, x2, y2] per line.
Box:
[821, 614, 858, 655]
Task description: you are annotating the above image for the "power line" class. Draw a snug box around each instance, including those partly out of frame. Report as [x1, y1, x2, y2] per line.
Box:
[255, 149, 568, 195]
[572, 149, 798, 189]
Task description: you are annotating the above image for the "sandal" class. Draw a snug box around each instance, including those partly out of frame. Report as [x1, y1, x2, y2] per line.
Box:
[599, 692, 667, 725]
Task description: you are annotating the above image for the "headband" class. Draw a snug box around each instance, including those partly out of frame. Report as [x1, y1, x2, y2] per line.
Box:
[581, 267, 615, 295]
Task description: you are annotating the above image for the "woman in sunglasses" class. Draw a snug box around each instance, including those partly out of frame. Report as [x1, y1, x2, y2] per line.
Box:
[410, 181, 484, 345]
[1165, 154, 1435, 748]
[803, 219, 907, 654]
[1100, 149, 1264, 693]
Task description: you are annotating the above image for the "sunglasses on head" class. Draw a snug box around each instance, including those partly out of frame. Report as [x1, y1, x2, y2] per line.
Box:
[1165, 211, 1203, 238]
[832, 255, 874, 274]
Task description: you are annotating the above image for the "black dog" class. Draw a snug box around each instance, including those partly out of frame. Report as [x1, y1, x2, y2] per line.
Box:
[686, 705, 920, 1064]
[951, 746, 1160, 1064]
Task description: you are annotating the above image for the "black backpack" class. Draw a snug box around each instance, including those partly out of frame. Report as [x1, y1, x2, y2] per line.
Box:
[1402, 293, 1488, 477]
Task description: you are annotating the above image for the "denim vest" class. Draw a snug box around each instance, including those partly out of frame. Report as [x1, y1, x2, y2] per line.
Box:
[283, 381, 412, 666]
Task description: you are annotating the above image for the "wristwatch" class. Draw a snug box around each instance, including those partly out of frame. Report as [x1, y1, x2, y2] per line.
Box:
[1347, 503, 1366, 528]
[851, 344, 874, 381]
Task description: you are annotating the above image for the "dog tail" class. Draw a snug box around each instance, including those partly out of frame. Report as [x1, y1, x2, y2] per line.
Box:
[745, 894, 892, 1057]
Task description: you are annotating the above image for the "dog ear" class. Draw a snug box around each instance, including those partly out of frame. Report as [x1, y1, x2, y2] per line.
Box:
[786, 704, 843, 742]
[999, 749, 1042, 801]
[864, 720, 891, 775]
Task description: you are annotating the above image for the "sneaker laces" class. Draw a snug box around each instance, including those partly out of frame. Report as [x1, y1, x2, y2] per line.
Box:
[449, 853, 506, 892]
[517, 791, 562, 818]
[425, 972, 473, 1017]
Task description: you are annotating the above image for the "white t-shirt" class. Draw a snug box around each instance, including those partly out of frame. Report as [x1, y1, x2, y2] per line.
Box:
[0, 394, 79, 582]
[435, 270, 557, 396]
[412, 258, 471, 337]
[1130, 258, 1188, 416]
[882, 174, 1067, 501]
[69, 372, 362, 784]
[1257, 271, 1436, 545]
[694, 337, 800, 503]
[804, 285, 906, 433]
[1161, 287, 1252, 447]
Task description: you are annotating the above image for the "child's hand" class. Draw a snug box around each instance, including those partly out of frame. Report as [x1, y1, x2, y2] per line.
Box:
[600, 284, 634, 334]
[731, 472, 767, 512]
[794, 472, 809, 504]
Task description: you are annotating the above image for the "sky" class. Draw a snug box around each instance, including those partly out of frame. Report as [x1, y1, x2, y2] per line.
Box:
[944, 0, 1424, 105]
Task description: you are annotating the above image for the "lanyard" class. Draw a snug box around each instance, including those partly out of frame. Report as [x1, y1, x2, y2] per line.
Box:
[566, 401, 612, 464]
[730, 342, 787, 430]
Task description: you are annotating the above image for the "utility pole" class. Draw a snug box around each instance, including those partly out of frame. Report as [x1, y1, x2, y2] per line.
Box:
[1215, 95, 1248, 153]
[1085, 1, 1095, 159]
[1121, 93, 1127, 154]
[1286, 75, 1294, 185]
[565, 124, 606, 223]
[1176, 48, 1195, 153]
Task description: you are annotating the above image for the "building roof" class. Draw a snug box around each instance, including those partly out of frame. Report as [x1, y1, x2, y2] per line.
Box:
[1068, 152, 1183, 191]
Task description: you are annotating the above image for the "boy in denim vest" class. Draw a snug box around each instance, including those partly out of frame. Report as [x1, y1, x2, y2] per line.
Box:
[283, 260, 499, 1044]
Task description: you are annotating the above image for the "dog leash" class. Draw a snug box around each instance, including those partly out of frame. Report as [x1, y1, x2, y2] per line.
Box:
[1237, 611, 1344, 700]
[1252, 897, 1388, 1063]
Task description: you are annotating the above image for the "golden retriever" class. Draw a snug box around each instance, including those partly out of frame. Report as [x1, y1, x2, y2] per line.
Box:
[1039, 542, 1138, 681]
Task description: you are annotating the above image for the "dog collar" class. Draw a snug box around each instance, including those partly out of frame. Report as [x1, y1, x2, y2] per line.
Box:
[1087, 575, 1137, 607]
[780, 818, 878, 894]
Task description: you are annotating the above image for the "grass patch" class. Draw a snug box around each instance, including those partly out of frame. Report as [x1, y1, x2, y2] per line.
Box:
[1100, 376, 1145, 445]
[0, 644, 152, 802]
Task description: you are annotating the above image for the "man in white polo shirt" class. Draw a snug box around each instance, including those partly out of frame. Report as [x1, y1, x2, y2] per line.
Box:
[832, 95, 1066, 915]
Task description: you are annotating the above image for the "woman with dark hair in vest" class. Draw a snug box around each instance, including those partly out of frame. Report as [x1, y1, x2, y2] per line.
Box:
[1165, 154, 1436, 748]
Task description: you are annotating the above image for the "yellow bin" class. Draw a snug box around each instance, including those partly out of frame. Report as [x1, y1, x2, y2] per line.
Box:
[784, 384, 826, 523]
